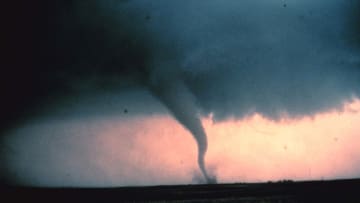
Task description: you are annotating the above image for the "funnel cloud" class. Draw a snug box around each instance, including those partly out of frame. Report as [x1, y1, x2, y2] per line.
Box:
[148, 67, 216, 182]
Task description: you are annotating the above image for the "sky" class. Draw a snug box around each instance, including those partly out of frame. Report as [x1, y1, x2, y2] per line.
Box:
[1, 0, 360, 186]
[2, 93, 360, 187]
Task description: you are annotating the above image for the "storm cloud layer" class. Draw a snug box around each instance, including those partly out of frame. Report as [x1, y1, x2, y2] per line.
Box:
[45, 0, 360, 121]
[3, 0, 360, 123]
[146, 0, 360, 121]
[1, 0, 360, 186]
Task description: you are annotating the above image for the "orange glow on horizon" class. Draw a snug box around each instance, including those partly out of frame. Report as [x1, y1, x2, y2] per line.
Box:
[203, 98, 360, 182]
[5, 99, 360, 186]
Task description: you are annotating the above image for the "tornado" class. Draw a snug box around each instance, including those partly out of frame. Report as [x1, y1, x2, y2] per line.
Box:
[148, 70, 216, 184]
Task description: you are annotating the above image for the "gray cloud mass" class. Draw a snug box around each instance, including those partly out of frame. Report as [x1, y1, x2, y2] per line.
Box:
[76, 0, 360, 120]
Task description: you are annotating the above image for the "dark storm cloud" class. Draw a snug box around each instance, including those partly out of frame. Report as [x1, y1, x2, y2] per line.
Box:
[4, 0, 359, 123]
[171, 1, 359, 121]
[87, 0, 360, 121]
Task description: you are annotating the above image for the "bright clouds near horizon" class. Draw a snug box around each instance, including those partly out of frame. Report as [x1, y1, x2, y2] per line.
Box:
[205, 99, 360, 182]
[3, 99, 360, 187]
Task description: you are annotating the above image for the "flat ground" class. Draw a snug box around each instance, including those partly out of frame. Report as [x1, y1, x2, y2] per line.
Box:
[1, 179, 360, 202]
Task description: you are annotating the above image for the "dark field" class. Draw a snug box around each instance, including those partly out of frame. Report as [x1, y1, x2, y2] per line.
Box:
[1, 178, 360, 202]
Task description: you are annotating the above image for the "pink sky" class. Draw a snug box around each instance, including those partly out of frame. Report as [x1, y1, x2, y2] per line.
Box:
[4, 99, 360, 186]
